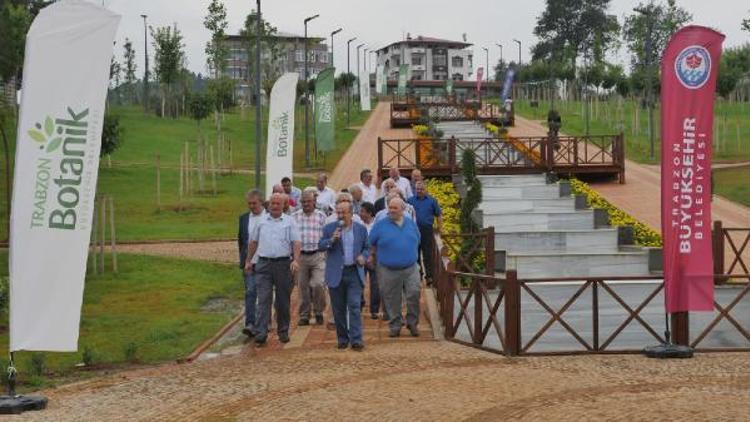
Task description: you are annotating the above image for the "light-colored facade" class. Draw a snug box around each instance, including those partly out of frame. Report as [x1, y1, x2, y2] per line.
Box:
[375, 35, 473, 82]
[221, 32, 329, 102]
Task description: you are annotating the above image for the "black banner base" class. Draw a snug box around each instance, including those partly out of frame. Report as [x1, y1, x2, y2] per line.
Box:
[0, 395, 48, 414]
[643, 343, 694, 359]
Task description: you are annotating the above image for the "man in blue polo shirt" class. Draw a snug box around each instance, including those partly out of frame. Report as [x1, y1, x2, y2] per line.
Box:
[408, 181, 442, 287]
[368, 196, 421, 337]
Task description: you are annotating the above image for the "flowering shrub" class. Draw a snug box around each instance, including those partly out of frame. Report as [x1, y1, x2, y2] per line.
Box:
[412, 124, 429, 137]
[569, 178, 662, 247]
[426, 179, 461, 262]
[485, 122, 542, 165]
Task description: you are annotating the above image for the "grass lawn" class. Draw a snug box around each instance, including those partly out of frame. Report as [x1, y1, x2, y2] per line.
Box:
[714, 166, 750, 207]
[0, 250, 242, 390]
[0, 102, 372, 241]
[513, 98, 750, 165]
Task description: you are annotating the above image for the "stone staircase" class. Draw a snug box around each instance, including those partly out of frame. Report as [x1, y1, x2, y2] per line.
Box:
[476, 173, 656, 278]
[436, 121, 658, 279]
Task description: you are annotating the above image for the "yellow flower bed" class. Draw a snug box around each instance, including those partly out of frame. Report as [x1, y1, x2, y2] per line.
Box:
[426, 179, 461, 262]
[569, 178, 662, 247]
[412, 124, 438, 167]
[486, 122, 542, 165]
[412, 124, 429, 136]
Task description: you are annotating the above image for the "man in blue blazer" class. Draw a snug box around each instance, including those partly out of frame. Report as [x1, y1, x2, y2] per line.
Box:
[237, 189, 266, 336]
[319, 201, 369, 350]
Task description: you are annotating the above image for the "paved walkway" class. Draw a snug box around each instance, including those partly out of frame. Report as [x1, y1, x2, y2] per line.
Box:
[329, 101, 412, 190]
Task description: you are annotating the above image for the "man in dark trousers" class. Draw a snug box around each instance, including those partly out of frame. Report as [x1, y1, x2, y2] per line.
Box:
[408, 181, 442, 286]
[238, 189, 265, 337]
[319, 201, 369, 351]
[245, 193, 301, 345]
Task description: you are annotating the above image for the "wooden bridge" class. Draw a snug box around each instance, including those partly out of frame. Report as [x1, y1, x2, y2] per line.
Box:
[377, 133, 625, 183]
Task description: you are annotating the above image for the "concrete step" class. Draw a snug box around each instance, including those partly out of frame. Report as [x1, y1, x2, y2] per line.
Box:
[504, 251, 651, 278]
[495, 229, 619, 254]
[478, 174, 548, 187]
[480, 197, 576, 213]
[482, 184, 562, 200]
[482, 210, 594, 231]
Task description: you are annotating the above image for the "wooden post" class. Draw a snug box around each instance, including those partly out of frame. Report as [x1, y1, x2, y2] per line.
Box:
[210, 145, 217, 196]
[179, 152, 184, 199]
[713, 220, 726, 283]
[485, 227, 495, 276]
[156, 154, 161, 211]
[228, 138, 233, 175]
[108, 196, 118, 274]
[473, 276, 483, 345]
[198, 141, 205, 193]
[185, 142, 190, 196]
[99, 195, 105, 272]
[90, 196, 99, 275]
[504, 270, 521, 356]
[445, 268, 455, 338]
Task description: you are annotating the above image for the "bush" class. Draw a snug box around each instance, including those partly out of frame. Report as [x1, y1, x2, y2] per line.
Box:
[82, 345, 95, 367]
[570, 178, 662, 247]
[30, 353, 46, 376]
[100, 114, 124, 157]
[0, 276, 8, 314]
[124, 342, 138, 363]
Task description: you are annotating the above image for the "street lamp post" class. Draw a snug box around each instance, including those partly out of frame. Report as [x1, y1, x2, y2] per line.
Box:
[303, 13, 320, 168]
[140, 14, 148, 113]
[356, 43, 364, 105]
[482, 47, 489, 82]
[513, 38, 522, 66]
[254, 1, 262, 189]
[330, 28, 342, 69]
[346, 37, 356, 127]
[636, 6, 656, 160]
[496, 43, 503, 64]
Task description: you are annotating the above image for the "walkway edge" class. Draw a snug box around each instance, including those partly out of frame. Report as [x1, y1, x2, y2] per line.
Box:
[423, 287, 445, 340]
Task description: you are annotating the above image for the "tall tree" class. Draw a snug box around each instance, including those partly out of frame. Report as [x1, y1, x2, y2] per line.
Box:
[622, 1, 692, 73]
[742, 11, 749, 33]
[150, 24, 185, 117]
[533, 0, 620, 71]
[122, 38, 137, 104]
[241, 10, 282, 105]
[0, 2, 31, 104]
[204, 0, 228, 79]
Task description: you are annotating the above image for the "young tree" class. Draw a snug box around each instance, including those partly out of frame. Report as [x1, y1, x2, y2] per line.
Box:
[150, 24, 185, 117]
[122, 38, 137, 104]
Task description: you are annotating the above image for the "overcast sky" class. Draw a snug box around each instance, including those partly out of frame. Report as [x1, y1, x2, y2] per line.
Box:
[102, 0, 750, 79]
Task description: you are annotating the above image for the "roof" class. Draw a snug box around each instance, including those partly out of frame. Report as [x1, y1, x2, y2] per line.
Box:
[225, 32, 325, 43]
[377, 35, 472, 52]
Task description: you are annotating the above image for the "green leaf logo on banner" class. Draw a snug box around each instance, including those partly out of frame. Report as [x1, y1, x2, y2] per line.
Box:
[28, 129, 46, 143]
[315, 67, 336, 153]
[46, 137, 63, 153]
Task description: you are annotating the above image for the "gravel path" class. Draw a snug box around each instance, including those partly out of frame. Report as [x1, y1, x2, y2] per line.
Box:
[24, 342, 750, 421]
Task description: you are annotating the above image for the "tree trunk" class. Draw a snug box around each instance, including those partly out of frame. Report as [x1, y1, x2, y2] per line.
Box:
[0, 121, 12, 239]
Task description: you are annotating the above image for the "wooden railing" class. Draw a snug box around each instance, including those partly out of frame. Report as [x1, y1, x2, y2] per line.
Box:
[390, 102, 506, 128]
[432, 227, 750, 356]
[378, 135, 625, 182]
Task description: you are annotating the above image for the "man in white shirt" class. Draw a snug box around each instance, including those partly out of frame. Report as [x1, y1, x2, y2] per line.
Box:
[380, 167, 413, 199]
[315, 173, 336, 214]
[357, 168, 378, 203]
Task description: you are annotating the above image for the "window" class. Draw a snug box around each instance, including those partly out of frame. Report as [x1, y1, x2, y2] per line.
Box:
[295, 50, 304, 62]
[452, 73, 464, 81]
[308, 51, 315, 63]
[320, 52, 328, 63]
[412, 56, 422, 66]
[433, 55, 447, 66]
[451, 56, 464, 68]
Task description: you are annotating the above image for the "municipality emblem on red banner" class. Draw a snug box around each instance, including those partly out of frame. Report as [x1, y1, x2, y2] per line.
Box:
[674, 46, 711, 89]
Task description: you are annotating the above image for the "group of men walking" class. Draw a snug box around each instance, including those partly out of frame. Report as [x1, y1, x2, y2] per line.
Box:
[238, 168, 442, 350]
